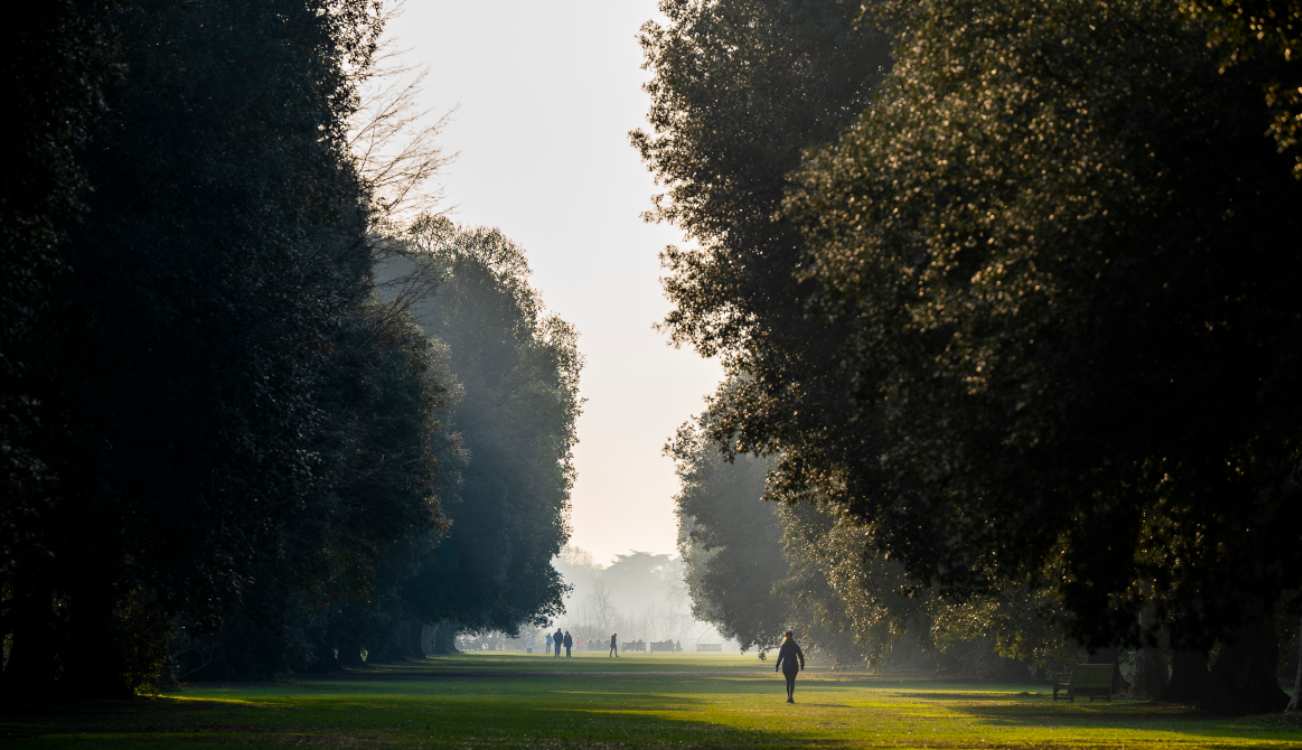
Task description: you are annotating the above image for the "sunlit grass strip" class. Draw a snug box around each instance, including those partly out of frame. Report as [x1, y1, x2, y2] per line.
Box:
[3, 654, 1299, 748]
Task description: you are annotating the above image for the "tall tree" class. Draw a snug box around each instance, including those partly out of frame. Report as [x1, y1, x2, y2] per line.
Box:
[377, 216, 581, 650]
[642, 0, 1301, 713]
[1, 0, 117, 697]
[3, 0, 387, 696]
[633, 0, 892, 473]
[784, 0, 1302, 712]
[671, 415, 787, 650]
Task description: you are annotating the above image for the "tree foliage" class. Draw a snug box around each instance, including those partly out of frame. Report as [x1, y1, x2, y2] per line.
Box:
[670, 410, 787, 650]
[1, 0, 576, 697]
[672, 387, 1072, 674]
[644, 0, 1302, 713]
[377, 216, 582, 642]
[1178, 0, 1302, 177]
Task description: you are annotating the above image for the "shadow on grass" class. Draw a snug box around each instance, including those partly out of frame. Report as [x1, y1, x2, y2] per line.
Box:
[0, 689, 851, 749]
[940, 694, 1302, 747]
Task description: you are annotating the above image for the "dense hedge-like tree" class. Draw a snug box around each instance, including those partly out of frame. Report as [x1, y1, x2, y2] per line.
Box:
[633, 0, 891, 473]
[785, 0, 1301, 713]
[1178, 0, 1302, 177]
[377, 217, 582, 650]
[671, 383, 1071, 672]
[1, 0, 118, 696]
[671, 414, 787, 651]
[643, 0, 1301, 714]
[1, 0, 407, 696]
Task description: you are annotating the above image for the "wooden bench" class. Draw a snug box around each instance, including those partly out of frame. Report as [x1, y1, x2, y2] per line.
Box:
[1052, 664, 1114, 702]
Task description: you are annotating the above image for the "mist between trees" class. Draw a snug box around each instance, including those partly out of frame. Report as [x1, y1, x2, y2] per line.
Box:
[524, 547, 732, 653]
[452, 548, 734, 655]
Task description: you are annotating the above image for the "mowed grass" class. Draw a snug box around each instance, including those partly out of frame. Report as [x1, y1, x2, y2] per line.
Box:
[3, 653, 1300, 748]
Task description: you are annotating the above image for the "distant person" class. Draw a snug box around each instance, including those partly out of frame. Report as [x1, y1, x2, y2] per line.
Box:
[774, 631, 805, 703]
[563, 630, 573, 658]
[609, 633, 618, 658]
[544, 632, 553, 655]
[554, 628, 563, 657]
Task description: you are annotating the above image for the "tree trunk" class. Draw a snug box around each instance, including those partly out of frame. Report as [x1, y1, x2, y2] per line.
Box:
[1204, 615, 1289, 714]
[2, 575, 59, 700]
[1164, 648, 1211, 704]
[420, 623, 437, 655]
[337, 638, 366, 668]
[401, 620, 426, 659]
[1287, 614, 1301, 713]
[370, 620, 423, 662]
[1132, 603, 1168, 699]
[65, 571, 133, 698]
[428, 621, 458, 655]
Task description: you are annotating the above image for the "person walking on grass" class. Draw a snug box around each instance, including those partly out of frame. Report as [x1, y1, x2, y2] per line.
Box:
[563, 630, 573, 658]
[609, 633, 618, 658]
[554, 628, 563, 657]
[544, 632, 553, 656]
[774, 630, 805, 704]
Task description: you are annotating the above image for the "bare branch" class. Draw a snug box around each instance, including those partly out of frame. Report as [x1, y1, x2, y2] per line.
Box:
[349, 0, 455, 232]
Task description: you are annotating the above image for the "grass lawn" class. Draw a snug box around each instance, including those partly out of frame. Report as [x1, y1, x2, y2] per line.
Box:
[2, 652, 1299, 748]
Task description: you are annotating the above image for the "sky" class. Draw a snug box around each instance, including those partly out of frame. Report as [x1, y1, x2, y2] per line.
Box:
[386, 2, 722, 565]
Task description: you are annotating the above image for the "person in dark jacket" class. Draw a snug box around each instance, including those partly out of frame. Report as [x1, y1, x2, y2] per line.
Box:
[554, 628, 563, 657]
[609, 633, 618, 657]
[563, 630, 573, 657]
[774, 630, 805, 703]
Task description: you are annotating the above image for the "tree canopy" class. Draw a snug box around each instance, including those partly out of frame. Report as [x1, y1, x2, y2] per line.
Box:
[3, 0, 578, 697]
[644, 0, 1302, 714]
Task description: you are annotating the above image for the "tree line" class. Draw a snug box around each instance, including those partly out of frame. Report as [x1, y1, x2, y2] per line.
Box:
[644, 0, 1302, 715]
[2, 0, 579, 698]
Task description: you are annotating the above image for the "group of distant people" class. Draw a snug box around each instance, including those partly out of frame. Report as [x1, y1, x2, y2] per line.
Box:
[539, 627, 806, 704]
[543, 630, 621, 657]
[544, 629, 572, 657]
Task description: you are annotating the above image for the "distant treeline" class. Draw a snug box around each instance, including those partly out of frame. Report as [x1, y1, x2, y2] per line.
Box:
[2, 1, 578, 698]
[644, 0, 1302, 715]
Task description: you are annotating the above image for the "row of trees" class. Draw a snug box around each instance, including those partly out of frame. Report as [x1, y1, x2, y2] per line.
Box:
[645, 0, 1302, 714]
[674, 402, 1073, 679]
[2, 0, 579, 698]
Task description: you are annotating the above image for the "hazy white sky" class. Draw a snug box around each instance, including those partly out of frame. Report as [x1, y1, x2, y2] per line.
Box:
[387, 2, 721, 564]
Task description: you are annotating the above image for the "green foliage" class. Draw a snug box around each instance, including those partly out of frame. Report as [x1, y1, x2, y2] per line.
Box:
[633, 0, 889, 370]
[0, 0, 480, 695]
[644, 0, 1302, 714]
[670, 414, 787, 650]
[1179, 0, 1302, 176]
[671, 386, 1071, 673]
[788, 0, 1302, 653]
[376, 216, 582, 639]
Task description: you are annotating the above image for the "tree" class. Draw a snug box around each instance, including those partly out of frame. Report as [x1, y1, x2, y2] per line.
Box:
[585, 583, 616, 635]
[1, 0, 117, 697]
[2, 0, 390, 696]
[633, 0, 892, 473]
[783, 0, 1302, 712]
[376, 216, 581, 649]
[671, 413, 787, 650]
[643, 0, 1301, 713]
[1178, 0, 1302, 177]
